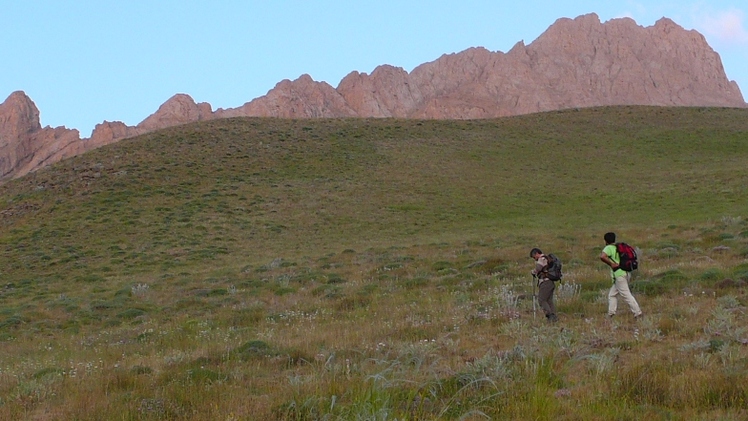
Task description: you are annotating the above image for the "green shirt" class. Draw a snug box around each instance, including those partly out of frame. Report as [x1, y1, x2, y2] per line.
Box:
[603, 244, 626, 280]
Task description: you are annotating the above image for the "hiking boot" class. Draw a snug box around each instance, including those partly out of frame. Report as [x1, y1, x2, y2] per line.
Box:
[547, 314, 558, 323]
[634, 312, 643, 320]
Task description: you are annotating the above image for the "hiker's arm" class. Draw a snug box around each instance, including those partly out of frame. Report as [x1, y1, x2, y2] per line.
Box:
[600, 252, 619, 269]
[532, 261, 544, 275]
[532, 257, 547, 275]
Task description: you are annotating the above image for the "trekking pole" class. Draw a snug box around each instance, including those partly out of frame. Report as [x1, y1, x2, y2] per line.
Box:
[532, 274, 537, 320]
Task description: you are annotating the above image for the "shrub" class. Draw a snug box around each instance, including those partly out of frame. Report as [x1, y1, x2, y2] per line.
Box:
[699, 268, 724, 282]
[76, 274, 107, 283]
[233, 340, 274, 360]
[335, 295, 371, 311]
[614, 362, 672, 406]
[131, 365, 153, 375]
[117, 308, 146, 320]
[188, 368, 228, 383]
[633, 279, 667, 296]
[400, 277, 429, 289]
[653, 269, 688, 282]
[207, 288, 228, 296]
[557, 298, 595, 317]
[326, 274, 346, 284]
[273, 286, 296, 296]
[432, 261, 454, 272]
[699, 372, 748, 409]
[228, 307, 266, 325]
[0, 315, 24, 330]
[311, 285, 341, 298]
[731, 263, 748, 280]
[634, 269, 691, 294]
[32, 367, 64, 379]
[579, 290, 604, 303]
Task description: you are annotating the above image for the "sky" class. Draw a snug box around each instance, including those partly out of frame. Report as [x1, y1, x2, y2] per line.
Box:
[2, 1, 747, 137]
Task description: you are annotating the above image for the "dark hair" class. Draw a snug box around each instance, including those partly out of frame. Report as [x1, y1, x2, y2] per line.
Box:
[604, 232, 616, 244]
[530, 248, 542, 257]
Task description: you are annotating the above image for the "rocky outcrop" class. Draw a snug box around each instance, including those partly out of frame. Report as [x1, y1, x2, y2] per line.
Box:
[502, 15, 745, 111]
[214, 75, 357, 118]
[0, 93, 207, 181]
[89, 121, 143, 147]
[0, 91, 83, 179]
[225, 14, 744, 119]
[137, 94, 214, 131]
[1, 13, 745, 181]
[338, 65, 425, 117]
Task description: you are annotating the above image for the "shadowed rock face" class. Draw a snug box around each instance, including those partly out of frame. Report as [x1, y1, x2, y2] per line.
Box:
[1, 13, 745, 181]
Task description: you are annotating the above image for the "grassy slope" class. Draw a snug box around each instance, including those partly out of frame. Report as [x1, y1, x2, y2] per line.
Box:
[0, 106, 747, 420]
[2, 106, 747, 276]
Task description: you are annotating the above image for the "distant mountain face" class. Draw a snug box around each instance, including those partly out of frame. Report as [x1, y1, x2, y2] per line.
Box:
[1, 13, 745, 182]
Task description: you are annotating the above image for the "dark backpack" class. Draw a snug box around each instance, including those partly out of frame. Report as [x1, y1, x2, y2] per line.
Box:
[544, 254, 563, 281]
[616, 242, 638, 272]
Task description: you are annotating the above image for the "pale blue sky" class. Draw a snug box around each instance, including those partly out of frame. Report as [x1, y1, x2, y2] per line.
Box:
[2, 1, 747, 137]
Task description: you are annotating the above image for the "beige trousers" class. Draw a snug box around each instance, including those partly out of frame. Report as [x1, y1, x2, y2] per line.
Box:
[608, 272, 642, 316]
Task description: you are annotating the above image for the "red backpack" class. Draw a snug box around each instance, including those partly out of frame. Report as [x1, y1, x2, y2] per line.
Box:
[616, 242, 639, 272]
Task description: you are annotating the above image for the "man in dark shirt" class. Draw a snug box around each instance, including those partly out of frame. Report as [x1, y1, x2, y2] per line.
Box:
[530, 248, 558, 322]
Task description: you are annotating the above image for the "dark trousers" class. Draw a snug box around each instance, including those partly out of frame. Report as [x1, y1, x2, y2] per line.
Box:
[538, 279, 556, 318]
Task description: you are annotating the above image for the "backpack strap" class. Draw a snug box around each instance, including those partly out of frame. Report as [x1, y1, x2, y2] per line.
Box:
[611, 243, 621, 266]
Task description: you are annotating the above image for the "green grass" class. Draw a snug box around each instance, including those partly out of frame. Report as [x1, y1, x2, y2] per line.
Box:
[0, 106, 747, 419]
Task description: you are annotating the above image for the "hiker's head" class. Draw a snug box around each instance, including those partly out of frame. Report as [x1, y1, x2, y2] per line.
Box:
[604, 232, 616, 244]
[530, 248, 542, 259]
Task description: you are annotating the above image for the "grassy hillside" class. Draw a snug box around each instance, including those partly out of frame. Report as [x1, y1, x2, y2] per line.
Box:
[1, 106, 748, 420]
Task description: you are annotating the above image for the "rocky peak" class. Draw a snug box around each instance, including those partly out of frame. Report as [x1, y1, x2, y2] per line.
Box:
[0, 91, 84, 179]
[653, 16, 680, 32]
[89, 121, 144, 147]
[1, 13, 746, 182]
[137, 93, 213, 131]
[0, 91, 42, 146]
[217, 74, 357, 118]
[338, 65, 420, 117]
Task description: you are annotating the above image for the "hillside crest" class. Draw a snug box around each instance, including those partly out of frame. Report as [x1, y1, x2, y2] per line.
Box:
[1, 13, 745, 181]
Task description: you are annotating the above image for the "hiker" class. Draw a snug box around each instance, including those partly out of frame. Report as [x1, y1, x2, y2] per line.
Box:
[530, 248, 558, 322]
[599, 232, 642, 319]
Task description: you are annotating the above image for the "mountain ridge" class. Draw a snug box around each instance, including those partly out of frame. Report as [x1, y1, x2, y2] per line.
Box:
[0, 13, 745, 182]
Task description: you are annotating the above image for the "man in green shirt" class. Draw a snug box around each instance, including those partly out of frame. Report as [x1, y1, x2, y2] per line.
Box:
[599, 232, 642, 319]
